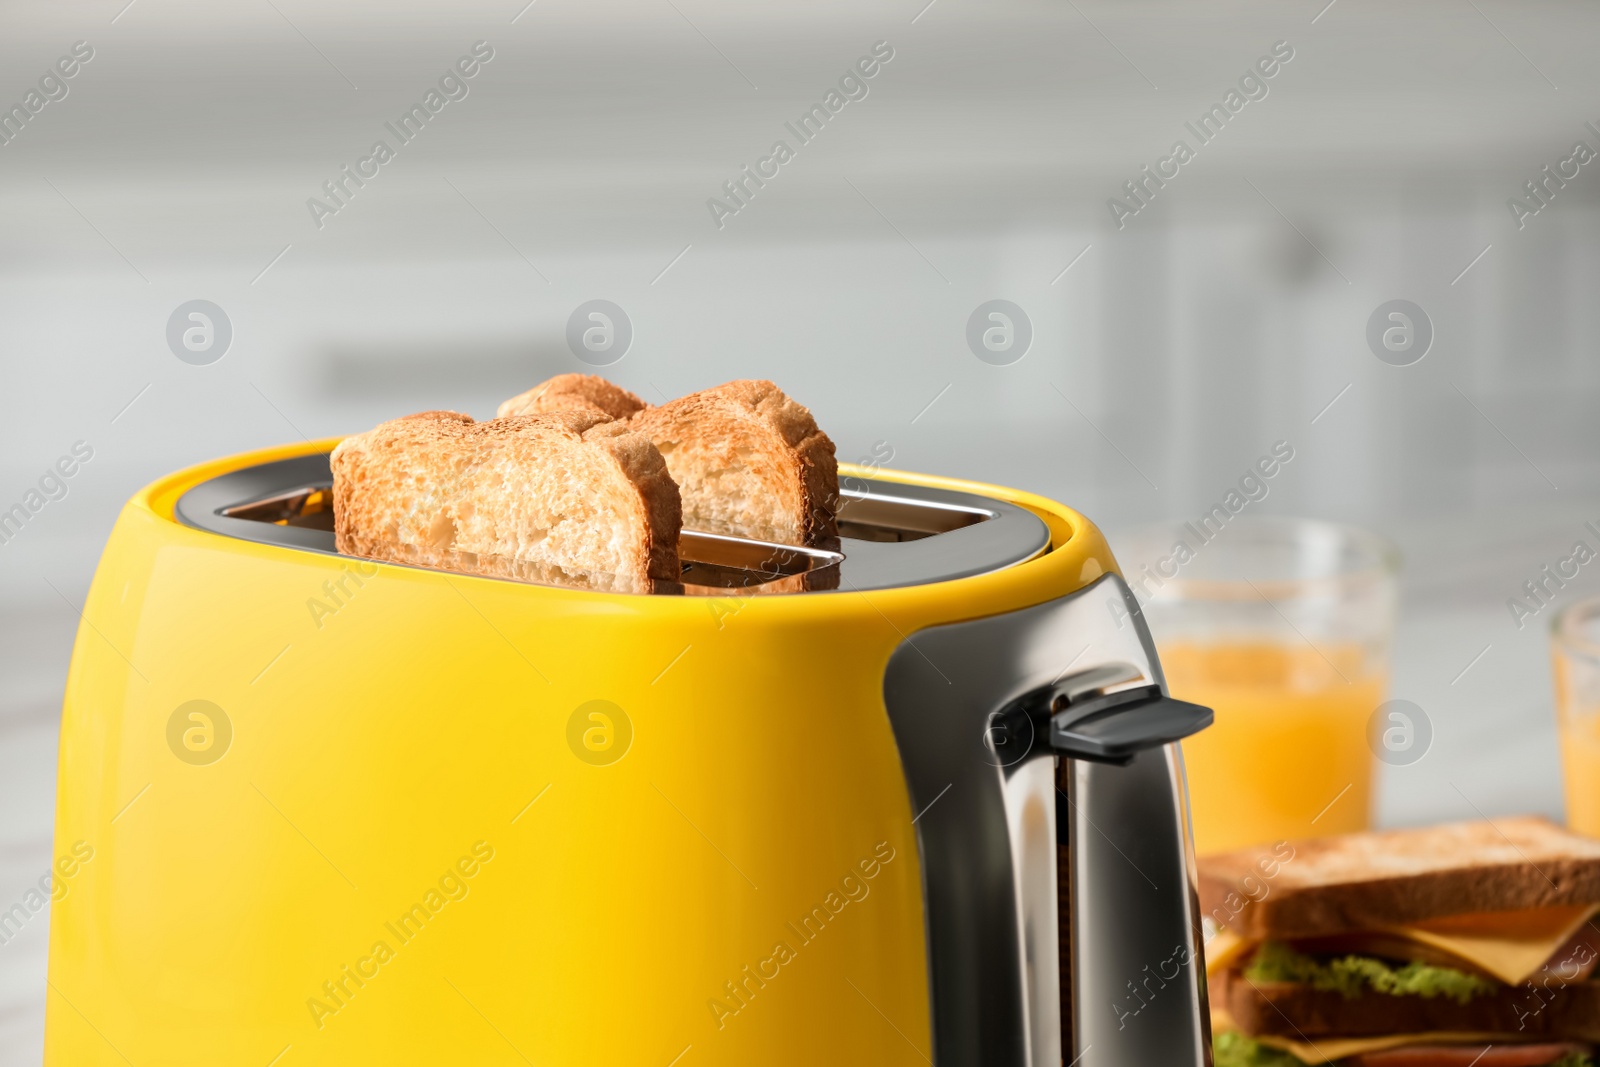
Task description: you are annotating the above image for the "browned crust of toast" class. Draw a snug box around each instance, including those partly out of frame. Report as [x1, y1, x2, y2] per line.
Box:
[627, 379, 839, 547]
[330, 409, 680, 588]
[1222, 969, 1600, 1042]
[1198, 818, 1600, 940]
[496, 374, 648, 421]
[577, 416, 682, 582]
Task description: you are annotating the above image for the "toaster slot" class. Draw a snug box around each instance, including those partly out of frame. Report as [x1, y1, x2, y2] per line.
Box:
[176, 453, 1052, 594]
[837, 492, 991, 542]
[223, 484, 996, 546]
[221, 486, 335, 531]
[678, 531, 843, 590]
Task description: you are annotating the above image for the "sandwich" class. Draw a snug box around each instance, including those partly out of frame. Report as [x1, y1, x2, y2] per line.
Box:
[1201, 817, 1600, 1067]
[330, 408, 681, 593]
[500, 376, 839, 549]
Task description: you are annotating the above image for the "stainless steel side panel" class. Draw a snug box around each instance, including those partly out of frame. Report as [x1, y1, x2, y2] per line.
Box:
[1067, 744, 1211, 1066]
[881, 573, 1209, 1067]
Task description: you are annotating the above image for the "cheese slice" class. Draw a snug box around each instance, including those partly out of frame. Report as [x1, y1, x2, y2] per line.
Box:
[1205, 929, 1254, 977]
[1382, 904, 1600, 985]
[1253, 1030, 1528, 1065]
[1212, 1009, 1507, 1067]
[1202, 904, 1600, 986]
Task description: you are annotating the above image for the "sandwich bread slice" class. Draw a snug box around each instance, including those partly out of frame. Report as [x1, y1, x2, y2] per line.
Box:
[330, 409, 681, 591]
[1202, 818, 1600, 1067]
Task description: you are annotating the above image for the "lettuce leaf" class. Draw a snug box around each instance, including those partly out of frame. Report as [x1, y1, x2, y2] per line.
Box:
[1243, 941, 1496, 1005]
[1213, 1030, 1313, 1067]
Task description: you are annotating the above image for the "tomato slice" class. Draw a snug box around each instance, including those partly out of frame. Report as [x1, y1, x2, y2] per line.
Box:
[1345, 1043, 1589, 1067]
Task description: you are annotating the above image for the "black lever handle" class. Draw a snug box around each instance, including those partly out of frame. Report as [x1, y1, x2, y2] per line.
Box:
[987, 676, 1213, 768]
[1049, 684, 1212, 765]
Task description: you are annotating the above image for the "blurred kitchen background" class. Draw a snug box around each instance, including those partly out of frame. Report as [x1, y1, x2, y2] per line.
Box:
[3, 0, 1599, 1057]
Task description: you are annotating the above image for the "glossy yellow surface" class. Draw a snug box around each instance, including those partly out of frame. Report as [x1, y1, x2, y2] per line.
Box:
[46, 439, 1118, 1066]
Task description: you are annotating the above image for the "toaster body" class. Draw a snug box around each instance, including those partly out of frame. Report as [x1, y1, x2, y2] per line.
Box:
[46, 440, 1209, 1066]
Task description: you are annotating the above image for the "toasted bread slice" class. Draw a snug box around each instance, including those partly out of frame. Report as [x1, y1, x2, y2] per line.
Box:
[1198, 818, 1600, 940]
[626, 380, 838, 547]
[331, 409, 680, 591]
[497, 374, 647, 421]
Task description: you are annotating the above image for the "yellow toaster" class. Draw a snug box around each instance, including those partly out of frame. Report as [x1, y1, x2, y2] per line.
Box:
[46, 439, 1213, 1066]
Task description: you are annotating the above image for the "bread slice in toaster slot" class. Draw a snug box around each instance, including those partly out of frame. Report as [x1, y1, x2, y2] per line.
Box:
[329, 408, 683, 592]
[320, 377, 848, 594]
[497, 372, 649, 422]
[222, 469, 845, 594]
[497, 375, 840, 549]
[346, 540, 674, 595]
[624, 379, 839, 549]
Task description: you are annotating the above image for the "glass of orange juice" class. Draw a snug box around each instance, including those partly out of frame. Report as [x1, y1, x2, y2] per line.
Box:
[1552, 597, 1600, 838]
[1116, 517, 1398, 855]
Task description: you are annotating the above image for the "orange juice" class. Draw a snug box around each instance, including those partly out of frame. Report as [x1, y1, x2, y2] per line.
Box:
[1558, 716, 1600, 838]
[1163, 642, 1384, 855]
[1551, 599, 1600, 840]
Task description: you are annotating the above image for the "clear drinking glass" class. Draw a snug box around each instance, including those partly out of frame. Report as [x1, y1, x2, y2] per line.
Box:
[1552, 597, 1600, 839]
[1115, 517, 1399, 855]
